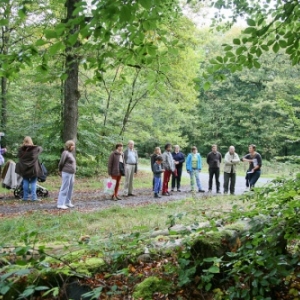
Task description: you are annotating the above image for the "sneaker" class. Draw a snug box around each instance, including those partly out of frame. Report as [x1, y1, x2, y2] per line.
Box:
[171, 189, 174, 192]
[217, 191, 222, 194]
[111, 196, 118, 201]
[22, 199, 28, 201]
[128, 193, 136, 196]
[177, 189, 181, 192]
[57, 205, 68, 209]
[66, 203, 75, 208]
[208, 190, 212, 193]
[154, 193, 161, 198]
[32, 199, 42, 202]
[162, 192, 170, 196]
[198, 189, 205, 193]
[115, 196, 122, 200]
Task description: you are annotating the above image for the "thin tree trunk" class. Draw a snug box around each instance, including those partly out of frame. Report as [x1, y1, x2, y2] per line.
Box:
[62, 0, 80, 143]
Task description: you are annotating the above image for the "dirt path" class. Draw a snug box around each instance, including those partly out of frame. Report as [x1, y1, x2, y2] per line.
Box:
[0, 167, 272, 217]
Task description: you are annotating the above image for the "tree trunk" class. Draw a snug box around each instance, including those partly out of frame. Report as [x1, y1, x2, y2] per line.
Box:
[62, 0, 80, 143]
[0, 77, 7, 131]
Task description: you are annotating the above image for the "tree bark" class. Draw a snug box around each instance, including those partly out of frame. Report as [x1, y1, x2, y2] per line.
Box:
[62, 0, 80, 143]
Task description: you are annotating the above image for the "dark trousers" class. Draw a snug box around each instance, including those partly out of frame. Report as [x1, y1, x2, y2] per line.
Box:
[246, 170, 261, 188]
[171, 165, 183, 190]
[224, 172, 236, 194]
[209, 168, 220, 192]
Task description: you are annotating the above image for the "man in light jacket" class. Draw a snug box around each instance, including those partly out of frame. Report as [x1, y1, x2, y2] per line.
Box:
[123, 140, 138, 197]
[223, 145, 240, 195]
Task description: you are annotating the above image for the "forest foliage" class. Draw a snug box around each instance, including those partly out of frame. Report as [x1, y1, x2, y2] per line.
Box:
[0, 0, 300, 175]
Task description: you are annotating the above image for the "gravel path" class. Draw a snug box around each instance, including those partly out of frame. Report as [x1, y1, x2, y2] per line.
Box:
[0, 167, 272, 217]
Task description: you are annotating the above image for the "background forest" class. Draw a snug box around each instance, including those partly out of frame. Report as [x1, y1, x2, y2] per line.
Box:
[1, 0, 300, 176]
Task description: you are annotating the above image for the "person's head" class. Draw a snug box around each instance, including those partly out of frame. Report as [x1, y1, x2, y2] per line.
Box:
[155, 155, 163, 164]
[65, 140, 75, 152]
[249, 144, 256, 153]
[22, 136, 34, 146]
[165, 143, 172, 152]
[212, 144, 217, 152]
[128, 140, 134, 150]
[229, 145, 235, 154]
[154, 147, 161, 155]
[191, 146, 197, 153]
[174, 145, 180, 153]
[115, 143, 123, 152]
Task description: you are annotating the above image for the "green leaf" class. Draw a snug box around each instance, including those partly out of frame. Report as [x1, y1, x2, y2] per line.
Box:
[233, 38, 241, 45]
[216, 56, 223, 63]
[236, 46, 245, 55]
[35, 39, 48, 46]
[279, 40, 287, 48]
[44, 29, 57, 39]
[273, 42, 280, 53]
[243, 27, 256, 34]
[48, 42, 65, 56]
[253, 60, 261, 68]
[261, 44, 269, 51]
[139, 0, 152, 10]
[120, 6, 132, 22]
[247, 19, 256, 26]
[207, 265, 220, 273]
[224, 45, 233, 51]
[68, 33, 78, 46]
[203, 82, 211, 91]
[35, 286, 49, 291]
[0, 19, 9, 26]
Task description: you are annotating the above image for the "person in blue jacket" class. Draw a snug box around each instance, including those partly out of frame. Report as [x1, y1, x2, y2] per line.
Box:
[186, 146, 205, 193]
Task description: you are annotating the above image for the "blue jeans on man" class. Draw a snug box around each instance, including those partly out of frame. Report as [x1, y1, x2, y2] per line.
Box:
[154, 177, 162, 194]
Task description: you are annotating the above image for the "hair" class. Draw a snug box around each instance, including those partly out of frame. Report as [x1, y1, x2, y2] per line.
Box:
[191, 146, 197, 151]
[153, 146, 161, 154]
[155, 155, 163, 162]
[212, 144, 217, 148]
[164, 143, 172, 150]
[22, 136, 34, 146]
[115, 143, 123, 149]
[65, 140, 75, 151]
[249, 144, 256, 151]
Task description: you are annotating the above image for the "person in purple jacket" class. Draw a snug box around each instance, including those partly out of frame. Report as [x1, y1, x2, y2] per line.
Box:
[171, 145, 185, 192]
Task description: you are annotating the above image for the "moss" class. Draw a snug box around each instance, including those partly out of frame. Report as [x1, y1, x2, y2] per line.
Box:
[133, 276, 172, 300]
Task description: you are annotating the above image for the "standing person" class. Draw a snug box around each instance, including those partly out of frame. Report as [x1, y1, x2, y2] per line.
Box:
[242, 144, 262, 189]
[153, 156, 164, 198]
[223, 146, 240, 195]
[150, 147, 161, 191]
[57, 140, 76, 209]
[15, 136, 43, 202]
[207, 144, 222, 193]
[108, 143, 124, 201]
[123, 140, 138, 197]
[162, 143, 175, 196]
[186, 146, 205, 193]
[171, 145, 185, 192]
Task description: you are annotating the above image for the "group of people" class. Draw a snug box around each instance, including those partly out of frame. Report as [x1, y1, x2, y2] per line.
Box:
[153, 143, 262, 197]
[15, 136, 76, 209]
[11, 137, 262, 207]
[107, 140, 262, 199]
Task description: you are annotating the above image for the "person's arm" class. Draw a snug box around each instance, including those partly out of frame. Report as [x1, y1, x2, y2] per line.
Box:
[232, 153, 240, 164]
[242, 154, 252, 162]
[135, 150, 138, 173]
[107, 153, 113, 176]
[252, 154, 262, 171]
[206, 153, 210, 165]
[178, 153, 185, 164]
[219, 152, 222, 163]
[224, 153, 233, 165]
[186, 154, 191, 172]
[58, 151, 67, 172]
[198, 154, 202, 170]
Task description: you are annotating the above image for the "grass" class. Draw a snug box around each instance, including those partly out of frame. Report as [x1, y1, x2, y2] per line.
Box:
[0, 194, 241, 246]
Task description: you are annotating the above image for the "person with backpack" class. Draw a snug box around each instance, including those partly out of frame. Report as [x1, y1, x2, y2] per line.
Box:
[15, 136, 43, 202]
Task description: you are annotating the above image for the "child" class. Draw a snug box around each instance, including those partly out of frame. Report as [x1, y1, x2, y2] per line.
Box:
[153, 156, 164, 198]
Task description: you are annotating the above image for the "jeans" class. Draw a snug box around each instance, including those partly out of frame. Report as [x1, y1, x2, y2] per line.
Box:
[154, 177, 162, 194]
[171, 165, 183, 190]
[57, 172, 74, 206]
[23, 177, 37, 200]
[246, 170, 261, 188]
[189, 169, 203, 191]
[162, 170, 172, 193]
[223, 172, 236, 194]
[209, 168, 220, 192]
